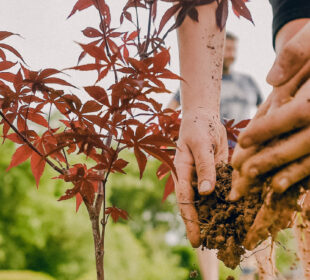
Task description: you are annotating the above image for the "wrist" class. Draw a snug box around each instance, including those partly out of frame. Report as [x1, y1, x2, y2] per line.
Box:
[182, 106, 220, 117]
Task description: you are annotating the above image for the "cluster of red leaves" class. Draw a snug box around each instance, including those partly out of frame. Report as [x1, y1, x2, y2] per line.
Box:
[0, 0, 253, 215]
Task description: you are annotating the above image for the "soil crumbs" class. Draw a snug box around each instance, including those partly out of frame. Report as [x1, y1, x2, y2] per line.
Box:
[196, 162, 308, 269]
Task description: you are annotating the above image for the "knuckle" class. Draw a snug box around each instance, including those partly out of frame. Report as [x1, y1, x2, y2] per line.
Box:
[282, 41, 300, 60]
[197, 162, 211, 175]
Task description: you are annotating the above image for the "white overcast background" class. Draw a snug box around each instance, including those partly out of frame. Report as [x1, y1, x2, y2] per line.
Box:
[0, 0, 275, 108]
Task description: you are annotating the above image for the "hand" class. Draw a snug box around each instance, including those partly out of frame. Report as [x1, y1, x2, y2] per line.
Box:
[267, 21, 310, 87]
[229, 68, 310, 201]
[174, 110, 227, 247]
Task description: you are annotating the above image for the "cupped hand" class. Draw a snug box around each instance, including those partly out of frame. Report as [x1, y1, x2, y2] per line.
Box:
[174, 110, 228, 247]
[230, 62, 310, 201]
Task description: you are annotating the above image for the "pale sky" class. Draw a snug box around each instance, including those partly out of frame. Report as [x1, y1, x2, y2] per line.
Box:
[0, 0, 275, 107]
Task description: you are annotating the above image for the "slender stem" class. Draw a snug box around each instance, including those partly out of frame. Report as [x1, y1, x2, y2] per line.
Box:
[141, 0, 154, 58]
[95, 0, 119, 83]
[86, 201, 104, 280]
[144, 27, 171, 57]
[134, 0, 141, 48]
[0, 110, 65, 175]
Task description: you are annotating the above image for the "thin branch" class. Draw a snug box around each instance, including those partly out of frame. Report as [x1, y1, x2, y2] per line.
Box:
[95, 0, 119, 83]
[141, 0, 154, 57]
[62, 148, 70, 170]
[0, 110, 65, 175]
[134, 0, 141, 48]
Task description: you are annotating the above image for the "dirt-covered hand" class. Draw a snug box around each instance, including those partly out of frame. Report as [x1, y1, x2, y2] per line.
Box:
[267, 21, 310, 87]
[230, 63, 310, 200]
[174, 111, 227, 247]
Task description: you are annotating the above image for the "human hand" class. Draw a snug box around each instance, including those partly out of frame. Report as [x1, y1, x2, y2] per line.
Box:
[174, 110, 227, 247]
[267, 21, 310, 87]
[229, 61, 310, 201]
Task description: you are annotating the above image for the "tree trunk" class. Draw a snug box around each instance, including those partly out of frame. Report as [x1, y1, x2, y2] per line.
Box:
[89, 208, 104, 280]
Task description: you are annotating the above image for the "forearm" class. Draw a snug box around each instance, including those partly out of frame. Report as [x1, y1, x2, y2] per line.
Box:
[177, 2, 225, 114]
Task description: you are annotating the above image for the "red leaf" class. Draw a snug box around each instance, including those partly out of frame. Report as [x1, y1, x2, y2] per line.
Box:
[162, 174, 174, 202]
[0, 31, 19, 41]
[216, 0, 228, 31]
[42, 77, 76, 88]
[5, 133, 24, 144]
[153, 49, 170, 71]
[67, 0, 93, 18]
[157, 162, 171, 180]
[141, 145, 177, 178]
[112, 159, 128, 173]
[76, 193, 83, 212]
[0, 43, 25, 63]
[68, 63, 103, 71]
[81, 100, 102, 113]
[31, 151, 46, 187]
[38, 68, 63, 80]
[0, 61, 17, 71]
[82, 27, 102, 38]
[6, 145, 33, 171]
[140, 134, 176, 147]
[84, 86, 109, 106]
[158, 4, 181, 34]
[231, 0, 253, 23]
[27, 112, 49, 127]
[127, 30, 138, 41]
[79, 43, 108, 62]
[157, 69, 182, 80]
[105, 206, 129, 223]
[234, 119, 250, 129]
[134, 145, 147, 179]
[0, 72, 16, 83]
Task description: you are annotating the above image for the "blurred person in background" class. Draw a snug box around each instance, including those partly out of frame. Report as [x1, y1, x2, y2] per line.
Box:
[168, 32, 272, 280]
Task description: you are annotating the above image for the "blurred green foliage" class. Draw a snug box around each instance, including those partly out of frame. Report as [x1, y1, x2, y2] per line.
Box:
[0, 141, 301, 280]
[0, 270, 55, 280]
[0, 141, 93, 280]
[0, 142, 194, 279]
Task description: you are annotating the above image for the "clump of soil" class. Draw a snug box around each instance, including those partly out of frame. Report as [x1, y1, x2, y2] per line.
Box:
[195, 162, 308, 269]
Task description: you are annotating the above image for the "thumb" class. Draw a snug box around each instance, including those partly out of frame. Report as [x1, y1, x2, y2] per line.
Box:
[193, 145, 216, 195]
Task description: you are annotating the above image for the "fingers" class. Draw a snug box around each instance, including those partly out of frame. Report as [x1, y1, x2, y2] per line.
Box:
[192, 141, 216, 195]
[239, 79, 310, 148]
[267, 21, 310, 86]
[231, 144, 257, 170]
[229, 144, 257, 201]
[241, 126, 310, 180]
[272, 155, 310, 193]
[228, 170, 254, 201]
[214, 126, 228, 164]
[174, 143, 201, 248]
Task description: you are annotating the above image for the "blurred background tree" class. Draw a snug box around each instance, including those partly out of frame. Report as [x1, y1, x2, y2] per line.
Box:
[0, 140, 299, 280]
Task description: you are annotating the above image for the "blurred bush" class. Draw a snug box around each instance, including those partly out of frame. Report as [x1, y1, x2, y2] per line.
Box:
[0, 141, 299, 280]
[0, 270, 55, 280]
[0, 141, 93, 280]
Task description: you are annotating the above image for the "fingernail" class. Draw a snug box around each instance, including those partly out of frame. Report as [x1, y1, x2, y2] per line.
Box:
[241, 136, 252, 147]
[248, 167, 258, 178]
[267, 64, 284, 85]
[228, 189, 239, 201]
[277, 177, 289, 191]
[199, 181, 212, 194]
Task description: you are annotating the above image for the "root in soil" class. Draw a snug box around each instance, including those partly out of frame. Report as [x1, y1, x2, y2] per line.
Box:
[196, 162, 308, 269]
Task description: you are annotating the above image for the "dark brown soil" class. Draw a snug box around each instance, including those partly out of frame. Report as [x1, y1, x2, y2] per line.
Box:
[195, 162, 308, 269]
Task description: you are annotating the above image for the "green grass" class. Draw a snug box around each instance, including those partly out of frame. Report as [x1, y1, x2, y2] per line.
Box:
[0, 270, 55, 280]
